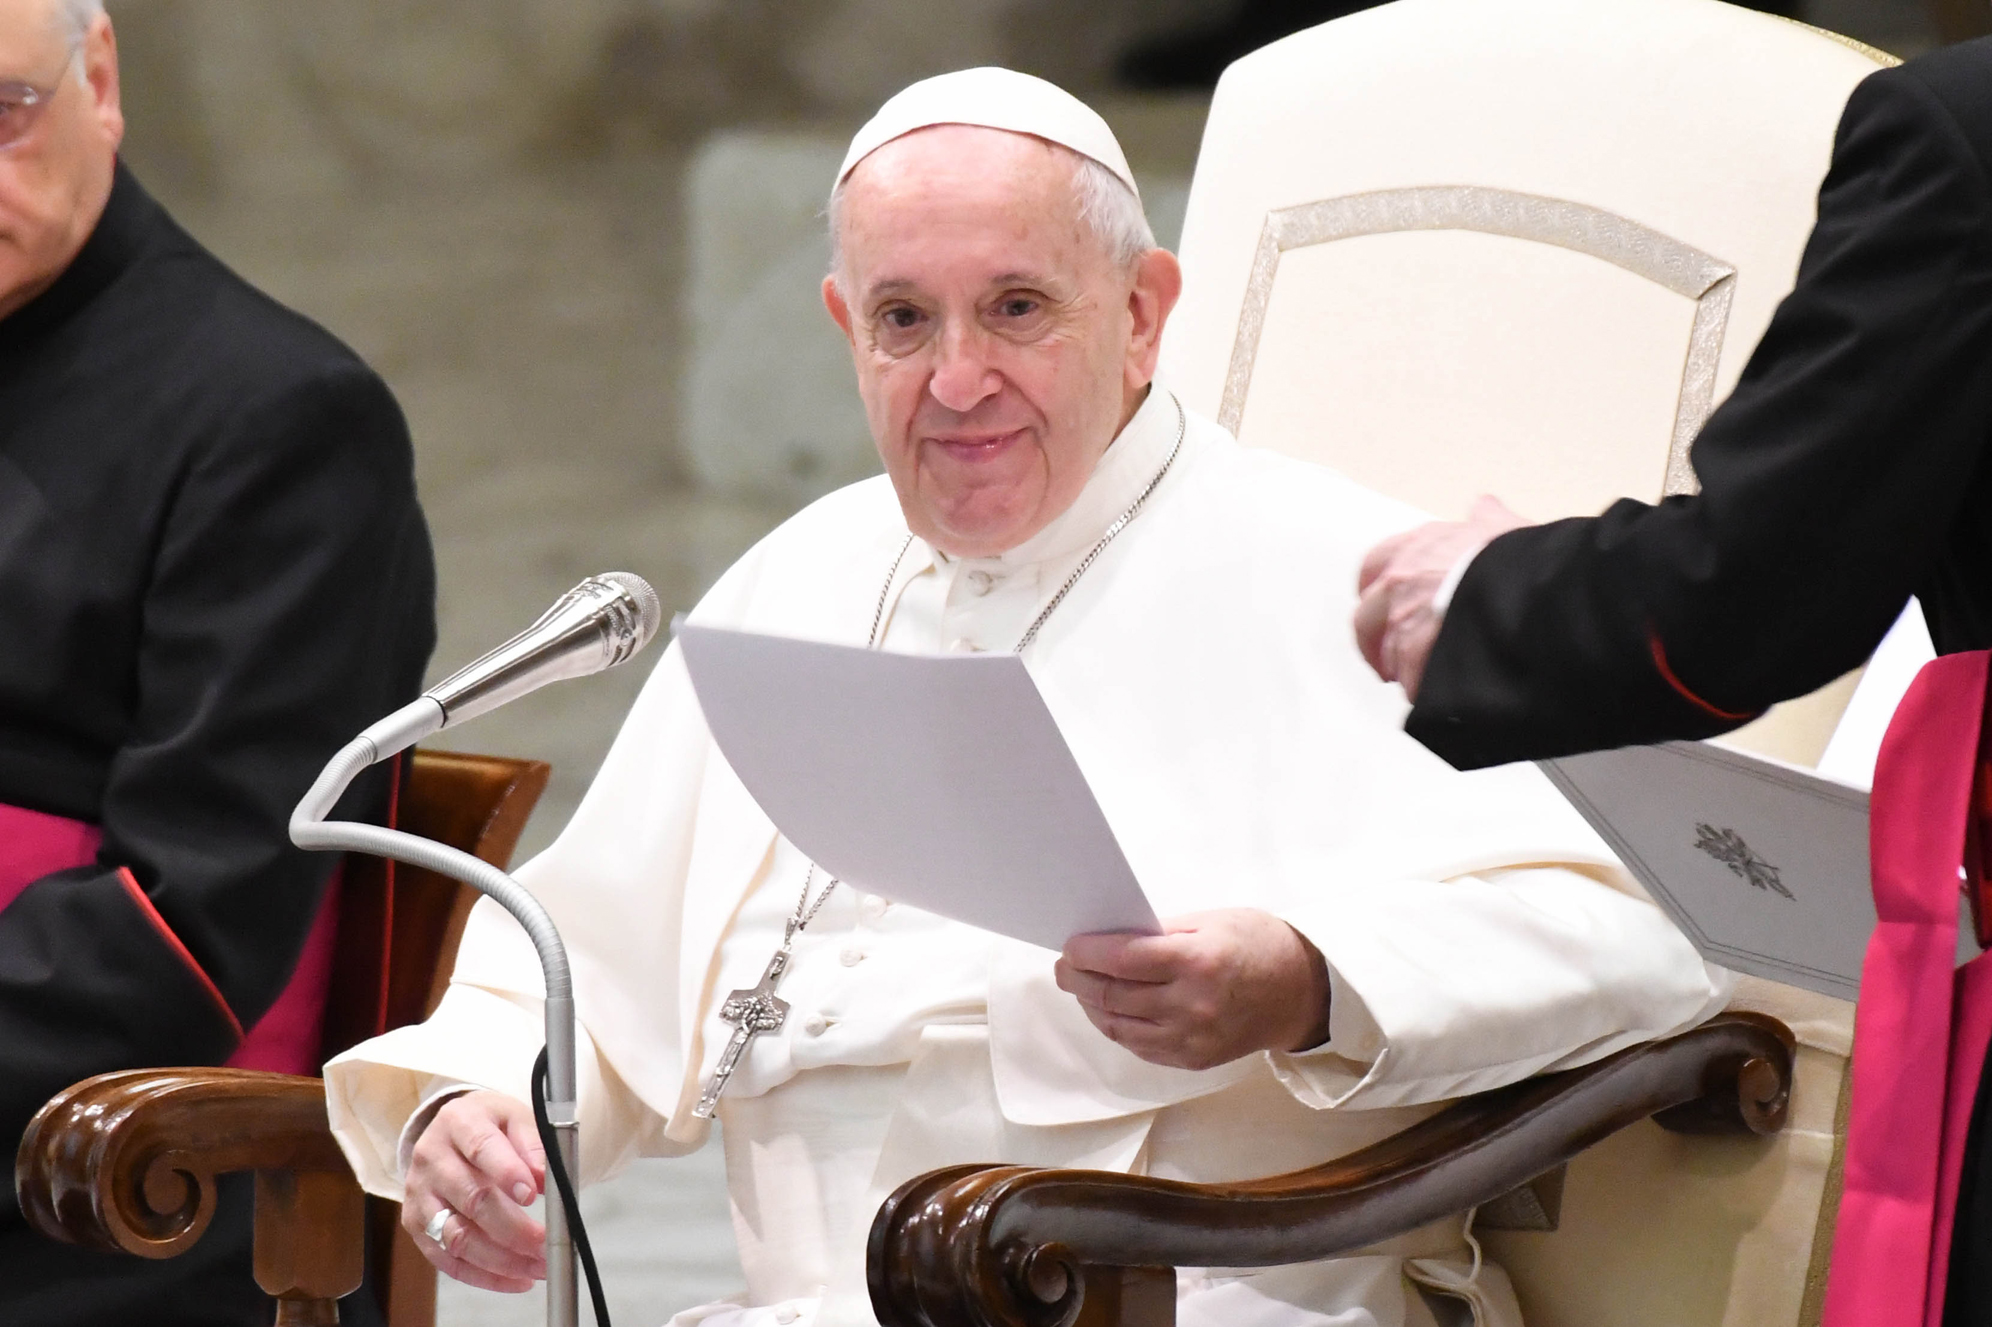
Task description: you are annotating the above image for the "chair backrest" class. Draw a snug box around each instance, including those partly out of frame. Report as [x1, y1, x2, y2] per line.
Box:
[1162, 0, 1893, 768]
[1160, 4, 1888, 1324]
[322, 747, 549, 1327]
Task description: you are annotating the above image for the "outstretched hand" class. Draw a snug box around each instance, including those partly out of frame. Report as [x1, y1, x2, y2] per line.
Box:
[1056, 909, 1332, 1071]
[1354, 494, 1530, 700]
[403, 1090, 549, 1293]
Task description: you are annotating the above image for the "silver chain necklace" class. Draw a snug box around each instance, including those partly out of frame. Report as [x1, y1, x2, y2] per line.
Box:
[693, 392, 1187, 1119]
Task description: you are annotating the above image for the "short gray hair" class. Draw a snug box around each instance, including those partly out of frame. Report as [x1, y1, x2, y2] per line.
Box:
[828, 141, 1157, 285]
[1070, 154, 1158, 271]
[52, 0, 103, 51]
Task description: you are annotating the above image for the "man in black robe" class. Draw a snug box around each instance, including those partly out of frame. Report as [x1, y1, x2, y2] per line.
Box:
[0, 2, 435, 1323]
[1352, 34, 1992, 1325]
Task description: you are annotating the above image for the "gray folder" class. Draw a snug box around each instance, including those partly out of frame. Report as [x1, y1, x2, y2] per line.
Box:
[1540, 742, 1976, 1002]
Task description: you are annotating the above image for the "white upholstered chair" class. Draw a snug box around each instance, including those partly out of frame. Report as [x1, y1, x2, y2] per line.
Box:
[1158, 2, 1894, 1323]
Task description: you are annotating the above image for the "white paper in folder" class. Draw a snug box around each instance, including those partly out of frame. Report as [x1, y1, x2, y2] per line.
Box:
[675, 623, 1161, 952]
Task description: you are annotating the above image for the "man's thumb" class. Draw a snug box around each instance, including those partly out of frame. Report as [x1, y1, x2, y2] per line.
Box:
[1468, 493, 1527, 528]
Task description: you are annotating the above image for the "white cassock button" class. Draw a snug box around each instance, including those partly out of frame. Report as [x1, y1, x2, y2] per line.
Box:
[840, 946, 866, 967]
[859, 894, 889, 922]
[966, 569, 996, 596]
[946, 637, 981, 654]
[774, 1307, 800, 1325]
[802, 1014, 828, 1037]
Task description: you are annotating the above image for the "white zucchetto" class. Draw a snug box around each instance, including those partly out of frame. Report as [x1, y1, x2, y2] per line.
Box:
[835, 66, 1140, 199]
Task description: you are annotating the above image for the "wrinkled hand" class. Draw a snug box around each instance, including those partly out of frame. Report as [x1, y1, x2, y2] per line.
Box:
[1055, 909, 1331, 1071]
[1354, 495, 1530, 700]
[403, 1091, 549, 1293]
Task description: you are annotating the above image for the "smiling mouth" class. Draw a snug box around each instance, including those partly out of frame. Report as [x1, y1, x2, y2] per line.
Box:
[930, 428, 1026, 461]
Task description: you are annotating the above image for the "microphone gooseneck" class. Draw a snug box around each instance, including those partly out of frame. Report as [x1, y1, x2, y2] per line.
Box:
[291, 571, 658, 1327]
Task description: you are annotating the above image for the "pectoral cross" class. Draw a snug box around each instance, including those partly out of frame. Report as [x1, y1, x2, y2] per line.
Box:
[692, 946, 793, 1119]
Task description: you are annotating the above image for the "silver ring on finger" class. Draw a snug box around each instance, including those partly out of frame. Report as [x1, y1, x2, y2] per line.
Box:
[424, 1206, 456, 1250]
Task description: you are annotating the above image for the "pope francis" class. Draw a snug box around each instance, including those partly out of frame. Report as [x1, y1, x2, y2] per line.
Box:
[325, 69, 1731, 1327]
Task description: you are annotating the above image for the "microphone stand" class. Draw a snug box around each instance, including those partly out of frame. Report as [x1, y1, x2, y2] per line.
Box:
[291, 697, 582, 1327]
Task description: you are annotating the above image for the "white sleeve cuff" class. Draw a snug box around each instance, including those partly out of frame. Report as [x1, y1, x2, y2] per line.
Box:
[1268, 864, 1729, 1110]
[1268, 962, 1390, 1108]
[1429, 543, 1487, 619]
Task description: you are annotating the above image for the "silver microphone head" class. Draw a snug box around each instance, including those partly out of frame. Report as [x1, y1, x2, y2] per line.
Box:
[595, 572, 662, 657]
[425, 572, 664, 728]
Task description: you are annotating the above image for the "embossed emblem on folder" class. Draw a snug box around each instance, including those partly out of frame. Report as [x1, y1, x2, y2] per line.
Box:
[1693, 824, 1794, 900]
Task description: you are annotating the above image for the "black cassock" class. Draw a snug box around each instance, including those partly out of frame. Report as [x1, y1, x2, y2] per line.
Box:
[0, 166, 434, 1325]
[1404, 38, 1992, 1326]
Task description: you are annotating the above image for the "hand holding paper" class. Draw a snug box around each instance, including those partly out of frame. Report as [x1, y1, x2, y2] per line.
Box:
[1056, 909, 1334, 1069]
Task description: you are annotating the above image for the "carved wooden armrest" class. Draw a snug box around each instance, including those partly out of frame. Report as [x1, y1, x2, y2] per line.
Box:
[867, 1012, 1794, 1327]
[15, 1068, 363, 1326]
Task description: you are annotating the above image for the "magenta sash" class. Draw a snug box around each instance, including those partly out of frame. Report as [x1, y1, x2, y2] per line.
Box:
[1824, 650, 1992, 1326]
[0, 803, 101, 913]
[0, 801, 339, 1076]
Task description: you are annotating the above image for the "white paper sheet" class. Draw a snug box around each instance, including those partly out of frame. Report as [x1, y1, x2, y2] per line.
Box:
[676, 624, 1161, 952]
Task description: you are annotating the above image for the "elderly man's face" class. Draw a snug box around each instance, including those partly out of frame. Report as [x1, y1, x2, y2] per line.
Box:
[824, 126, 1181, 559]
[0, 0, 121, 322]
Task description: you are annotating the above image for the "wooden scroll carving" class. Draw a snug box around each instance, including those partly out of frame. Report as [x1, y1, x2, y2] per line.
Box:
[16, 1067, 362, 1325]
[867, 1012, 1793, 1327]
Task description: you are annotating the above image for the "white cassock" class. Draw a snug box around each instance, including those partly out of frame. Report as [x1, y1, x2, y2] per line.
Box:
[326, 384, 1732, 1327]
